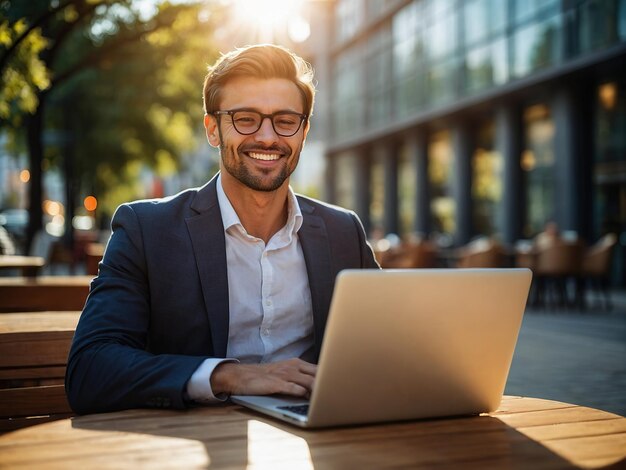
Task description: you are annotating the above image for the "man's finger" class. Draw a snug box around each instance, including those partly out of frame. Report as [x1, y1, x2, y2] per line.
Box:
[297, 361, 317, 376]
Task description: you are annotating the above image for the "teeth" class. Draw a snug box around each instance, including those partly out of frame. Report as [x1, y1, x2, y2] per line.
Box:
[249, 152, 280, 161]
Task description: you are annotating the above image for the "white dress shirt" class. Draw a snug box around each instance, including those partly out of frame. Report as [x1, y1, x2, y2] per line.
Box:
[186, 175, 314, 402]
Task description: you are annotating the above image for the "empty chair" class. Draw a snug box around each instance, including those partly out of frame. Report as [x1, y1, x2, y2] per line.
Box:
[379, 235, 440, 269]
[406, 239, 438, 268]
[377, 243, 412, 268]
[582, 233, 617, 310]
[457, 238, 507, 268]
[534, 240, 585, 309]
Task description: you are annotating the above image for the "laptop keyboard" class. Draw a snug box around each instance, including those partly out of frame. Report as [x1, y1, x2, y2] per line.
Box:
[277, 404, 309, 416]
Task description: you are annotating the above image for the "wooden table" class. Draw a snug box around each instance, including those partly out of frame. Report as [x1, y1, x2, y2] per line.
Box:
[0, 275, 92, 312]
[1, 396, 624, 468]
[0, 255, 45, 277]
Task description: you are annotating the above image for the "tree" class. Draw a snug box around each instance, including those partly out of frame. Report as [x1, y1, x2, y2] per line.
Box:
[0, 0, 221, 252]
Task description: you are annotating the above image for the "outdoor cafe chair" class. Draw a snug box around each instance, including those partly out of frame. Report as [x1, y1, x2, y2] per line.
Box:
[582, 233, 617, 310]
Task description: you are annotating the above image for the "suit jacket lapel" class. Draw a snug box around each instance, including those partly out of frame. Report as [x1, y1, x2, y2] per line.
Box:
[186, 176, 230, 357]
[297, 197, 333, 361]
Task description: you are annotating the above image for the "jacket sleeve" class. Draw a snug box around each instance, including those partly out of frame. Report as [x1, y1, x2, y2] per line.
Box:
[65, 204, 206, 415]
[350, 212, 381, 269]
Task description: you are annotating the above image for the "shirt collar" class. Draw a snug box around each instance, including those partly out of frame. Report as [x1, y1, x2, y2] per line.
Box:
[216, 173, 303, 236]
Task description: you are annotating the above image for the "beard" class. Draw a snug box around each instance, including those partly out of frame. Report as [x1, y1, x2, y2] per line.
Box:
[221, 142, 300, 192]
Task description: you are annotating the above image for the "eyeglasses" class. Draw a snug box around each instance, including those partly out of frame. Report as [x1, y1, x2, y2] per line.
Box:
[212, 109, 307, 137]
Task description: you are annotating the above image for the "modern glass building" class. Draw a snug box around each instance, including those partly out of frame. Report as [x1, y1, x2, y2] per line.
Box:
[322, 0, 626, 285]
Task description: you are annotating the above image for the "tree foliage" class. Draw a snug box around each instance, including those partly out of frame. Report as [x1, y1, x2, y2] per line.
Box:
[0, 18, 50, 125]
[0, 0, 222, 244]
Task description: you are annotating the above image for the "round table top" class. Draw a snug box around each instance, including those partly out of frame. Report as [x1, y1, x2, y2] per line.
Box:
[1, 396, 625, 469]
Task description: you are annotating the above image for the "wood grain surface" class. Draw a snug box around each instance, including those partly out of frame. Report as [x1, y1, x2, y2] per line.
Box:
[0, 396, 624, 469]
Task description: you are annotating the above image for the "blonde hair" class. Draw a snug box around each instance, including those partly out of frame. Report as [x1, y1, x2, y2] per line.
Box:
[203, 44, 315, 117]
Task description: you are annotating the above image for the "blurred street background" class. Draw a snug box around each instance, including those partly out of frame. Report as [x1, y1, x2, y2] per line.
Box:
[1, 0, 625, 416]
[507, 290, 626, 417]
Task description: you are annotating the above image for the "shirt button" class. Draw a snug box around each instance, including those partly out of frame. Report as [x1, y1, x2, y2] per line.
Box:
[265, 299, 271, 306]
[262, 328, 270, 336]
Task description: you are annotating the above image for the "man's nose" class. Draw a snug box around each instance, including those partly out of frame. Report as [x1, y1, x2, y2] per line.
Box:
[254, 116, 279, 143]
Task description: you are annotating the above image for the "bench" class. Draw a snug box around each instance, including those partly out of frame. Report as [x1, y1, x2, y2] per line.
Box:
[0, 311, 81, 432]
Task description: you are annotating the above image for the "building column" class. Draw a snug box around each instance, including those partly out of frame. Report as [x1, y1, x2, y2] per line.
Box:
[354, 148, 371, 235]
[407, 129, 430, 236]
[451, 121, 473, 246]
[496, 104, 523, 244]
[552, 84, 582, 234]
[383, 141, 399, 235]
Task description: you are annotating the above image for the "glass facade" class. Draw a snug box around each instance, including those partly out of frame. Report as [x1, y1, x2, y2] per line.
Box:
[331, 0, 626, 143]
[327, 0, 626, 284]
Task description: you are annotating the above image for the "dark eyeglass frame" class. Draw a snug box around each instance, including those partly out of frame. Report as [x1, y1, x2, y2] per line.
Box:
[212, 109, 308, 137]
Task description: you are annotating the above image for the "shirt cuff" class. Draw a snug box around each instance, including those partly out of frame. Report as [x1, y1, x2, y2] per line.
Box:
[186, 357, 239, 404]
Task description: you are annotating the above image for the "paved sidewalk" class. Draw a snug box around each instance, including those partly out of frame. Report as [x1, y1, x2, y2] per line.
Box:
[505, 290, 626, 416]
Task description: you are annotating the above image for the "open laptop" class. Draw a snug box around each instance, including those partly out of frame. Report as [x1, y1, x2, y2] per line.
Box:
[232, 268, 532, 428]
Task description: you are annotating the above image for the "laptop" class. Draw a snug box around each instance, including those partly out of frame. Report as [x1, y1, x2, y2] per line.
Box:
[232, 268, 532, 428]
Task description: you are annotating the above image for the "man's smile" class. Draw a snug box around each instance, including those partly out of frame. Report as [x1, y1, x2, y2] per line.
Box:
[246, 151, 282, 161]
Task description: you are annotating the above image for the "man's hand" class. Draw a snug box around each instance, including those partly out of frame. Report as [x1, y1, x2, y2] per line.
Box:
[211, 358, 317, 398]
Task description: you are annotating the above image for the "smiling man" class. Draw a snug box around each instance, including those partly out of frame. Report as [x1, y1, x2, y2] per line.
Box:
[65, 44, 379, 414]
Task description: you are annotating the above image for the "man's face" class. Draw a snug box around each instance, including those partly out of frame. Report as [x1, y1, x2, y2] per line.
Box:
[204, 76, 309, 192]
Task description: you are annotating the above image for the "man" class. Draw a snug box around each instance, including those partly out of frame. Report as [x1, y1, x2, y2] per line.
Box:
[66, 44, 379, 414]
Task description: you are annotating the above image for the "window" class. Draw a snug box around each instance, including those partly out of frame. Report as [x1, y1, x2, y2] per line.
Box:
[392, 1, 425, 117]
[335, 0, 365, 43]
[464, 0, 508, 46]
[578, 0, 622, 53]
[620, 0, 626, 39]
[513, 0, 558, 25]
[471, 121, 503, 236]
[335, 152, 357, 210]
[332, 48, 366, 140]
[370, 150, 385, 232]
[398, 143, 416, 235]
[593, 78, 626, 284]
[428, 130, 455, 235]
[522, 104, 555, 237]
[465, 38, 508, 93]
[513, 15, 562, 78]
[366, 28, 393, 128]
[427, 58, 459, 105]
[425, 11, 457, 60]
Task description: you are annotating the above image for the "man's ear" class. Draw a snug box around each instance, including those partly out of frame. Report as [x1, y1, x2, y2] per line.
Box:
[204, 114, 221, 148]
[301, 119, 311, 143]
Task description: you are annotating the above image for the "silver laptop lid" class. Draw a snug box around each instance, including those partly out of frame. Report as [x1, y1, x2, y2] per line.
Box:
[305, 268, 532, 427]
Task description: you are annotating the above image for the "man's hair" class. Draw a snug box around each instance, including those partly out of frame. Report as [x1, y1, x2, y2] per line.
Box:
[203, 44, 316, 117]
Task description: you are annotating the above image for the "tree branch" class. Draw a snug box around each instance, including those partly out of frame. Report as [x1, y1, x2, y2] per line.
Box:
[0, 0, 77, 74]
[50, 14, 181, 89]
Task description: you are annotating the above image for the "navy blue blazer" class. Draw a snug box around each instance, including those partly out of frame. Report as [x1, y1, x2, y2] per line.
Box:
[66, 174, 379, 414]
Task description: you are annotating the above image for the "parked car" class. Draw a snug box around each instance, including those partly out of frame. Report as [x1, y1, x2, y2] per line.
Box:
[0, 208, 28, 252]
[0, 208, 28, 239]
